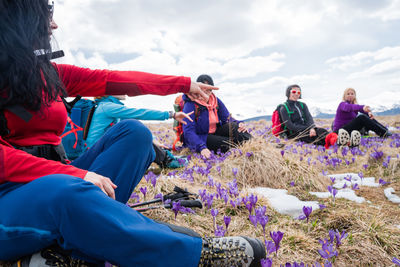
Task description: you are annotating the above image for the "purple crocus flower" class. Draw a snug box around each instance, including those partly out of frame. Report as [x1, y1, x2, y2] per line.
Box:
[358, 172, 364, 180]
[334, 230, 348, 248]
[302, 206, 312, 223]
[352, 183, 360, 190]
[363, 164, 369, 170]
[171, 201, 181, 220]
[224, 216, 231, 230]
[245, 202, 253, 214]
[318, 240, 338, 259]
[329, 177, 336, 184]
[379, 178, 388, 186]
[246, 152, 254, 158]
[249, 215, 258, 228]
[393, 257, 400, 266]
[280, 150, 285, 157]
[260, 258, 273, 267]
[282, 262, 305, 267]
[342, 184, 347, 189]
[232, 167, 238, 177]
[270, 231, 284, 255]
[319, 204, 326, 210]
[154, 193, 163, 200]
[140, 187, 147, 200]
[265, 240, 276, 256]
[327, 186, 338, 202]
[214, 224, 226, 237]
[258, 215, 269, 238]
[211, 208, 218, 217]
[290, 181, 295, 187]
[150, 174, 158, 188]
[255, 206, 267, 217]
[314, 261, 332, 267]
[344, 175, 352, 182]
[130, 192, 140, 203]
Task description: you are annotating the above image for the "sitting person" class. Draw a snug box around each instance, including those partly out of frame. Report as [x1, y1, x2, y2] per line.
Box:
[333, 88, 391, 146]
[182, 74, 252, 158]
[85, 95, 192, 168]
[0, 2, 265, 266]
[278, 84, 328, 146]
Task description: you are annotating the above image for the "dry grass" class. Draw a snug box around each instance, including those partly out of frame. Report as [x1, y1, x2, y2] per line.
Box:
[144, 115, 400, 266]
[1, 115, 399, 266]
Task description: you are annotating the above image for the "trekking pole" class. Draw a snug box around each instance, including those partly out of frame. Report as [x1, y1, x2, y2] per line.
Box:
[135, 199, 203, 212]
[129, 186, 198, 209]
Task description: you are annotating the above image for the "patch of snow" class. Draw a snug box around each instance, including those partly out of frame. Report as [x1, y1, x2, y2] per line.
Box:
[384, 188, 400, 205]
[327, 173, 380, 188]
[397, 225, 400, 230]
[250, 187, 320, 219]
[388, 126, 398, 132]
[310, 188, 365, 203]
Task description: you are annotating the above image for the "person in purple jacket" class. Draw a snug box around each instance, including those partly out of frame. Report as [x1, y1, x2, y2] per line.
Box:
[182, 75, 252, 158]
[333, 88, 391, 146]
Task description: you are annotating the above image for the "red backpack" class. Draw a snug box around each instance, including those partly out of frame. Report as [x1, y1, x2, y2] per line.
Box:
[271, 101, 304, 136]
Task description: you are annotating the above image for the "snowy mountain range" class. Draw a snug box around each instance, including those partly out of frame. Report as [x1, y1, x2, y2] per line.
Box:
[243, 103, 400, 122]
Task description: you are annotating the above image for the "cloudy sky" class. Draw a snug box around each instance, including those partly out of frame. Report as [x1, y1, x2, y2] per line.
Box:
[52, 0, 400, 119]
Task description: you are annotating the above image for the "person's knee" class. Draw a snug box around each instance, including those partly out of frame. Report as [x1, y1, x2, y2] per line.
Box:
[114, 119, 153, 145]
[358, 113, 370, 122]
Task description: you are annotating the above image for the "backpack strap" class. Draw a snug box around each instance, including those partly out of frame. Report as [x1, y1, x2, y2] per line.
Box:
[297, 101, 307, 122]
[62, 95, 82, 114]
[82, 103, 98, 140]
[282, 102, 294, 118]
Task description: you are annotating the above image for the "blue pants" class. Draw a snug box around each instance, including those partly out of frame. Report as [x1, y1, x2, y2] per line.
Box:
[0, 120, 202, 267]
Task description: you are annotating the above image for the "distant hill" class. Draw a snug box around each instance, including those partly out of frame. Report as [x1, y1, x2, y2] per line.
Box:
[243, 106, 400, 122]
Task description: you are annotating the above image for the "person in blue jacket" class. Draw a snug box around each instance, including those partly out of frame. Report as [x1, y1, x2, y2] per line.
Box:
[86, 95, 191, 168]
[182, 75, 252, 158]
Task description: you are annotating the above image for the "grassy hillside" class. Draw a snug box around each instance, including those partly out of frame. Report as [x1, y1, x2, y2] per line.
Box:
[1, 115, 399, 266]
[143, 115, 400, 266]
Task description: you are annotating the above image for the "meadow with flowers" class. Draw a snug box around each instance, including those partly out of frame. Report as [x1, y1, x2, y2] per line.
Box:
[2, 116, 399, 267]
[140, 115, 400, 266]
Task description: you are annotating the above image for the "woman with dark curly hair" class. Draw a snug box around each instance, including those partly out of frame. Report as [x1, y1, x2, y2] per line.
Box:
[0, 1, 265, 266]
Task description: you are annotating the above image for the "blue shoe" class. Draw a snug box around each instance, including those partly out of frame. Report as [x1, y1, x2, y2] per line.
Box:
[165, 150, 188, 169]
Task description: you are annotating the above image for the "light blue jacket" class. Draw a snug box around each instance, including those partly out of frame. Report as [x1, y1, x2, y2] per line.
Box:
[86, 96, 170, 147]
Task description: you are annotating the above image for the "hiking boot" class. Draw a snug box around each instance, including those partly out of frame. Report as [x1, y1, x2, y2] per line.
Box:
[11, 245, 95, 267]
[350, 130, 361, 147]
[198, 236, 266, 267]
[165, 150, 188, 169]
[383, 131, 392, 138]
[11, 246, 71, 267]
[337, 129, 350, 146]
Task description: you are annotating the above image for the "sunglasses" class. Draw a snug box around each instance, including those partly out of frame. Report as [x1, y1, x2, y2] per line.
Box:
[48, 1, 54, 18]
[291, 90, 301, 95]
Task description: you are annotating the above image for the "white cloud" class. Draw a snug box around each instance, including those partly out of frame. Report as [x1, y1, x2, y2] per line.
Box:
[52, 0, 400, 118]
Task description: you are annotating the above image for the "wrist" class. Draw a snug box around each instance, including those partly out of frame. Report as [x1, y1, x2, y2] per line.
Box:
[168, 111, 174, 119]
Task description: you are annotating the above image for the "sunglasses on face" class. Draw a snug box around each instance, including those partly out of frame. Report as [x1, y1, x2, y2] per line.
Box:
[48, 1, 54, 18]
[291, 90, 301, 95]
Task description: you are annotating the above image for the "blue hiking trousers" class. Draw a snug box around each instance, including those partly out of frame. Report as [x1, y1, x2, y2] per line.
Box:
[0, 119, 202, 267]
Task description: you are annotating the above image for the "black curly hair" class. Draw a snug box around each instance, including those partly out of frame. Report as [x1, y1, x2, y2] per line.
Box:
[0, 0, 66, 111]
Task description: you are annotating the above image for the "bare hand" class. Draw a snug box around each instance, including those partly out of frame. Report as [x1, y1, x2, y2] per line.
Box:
[84, 171, 117, 199]
[368, 112, 374, 119]
[200, 148, 211, 159]
[363, 105, 371, 113]
[187, 82, 218, 102]
[153, 139, 169, 149]
[309, 128, 317, 137]
[238, 122, 248, 133]
[174, 111, 194, 125]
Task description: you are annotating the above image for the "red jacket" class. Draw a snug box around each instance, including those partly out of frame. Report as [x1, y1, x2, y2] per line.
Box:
[0, 64, 191, 184]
